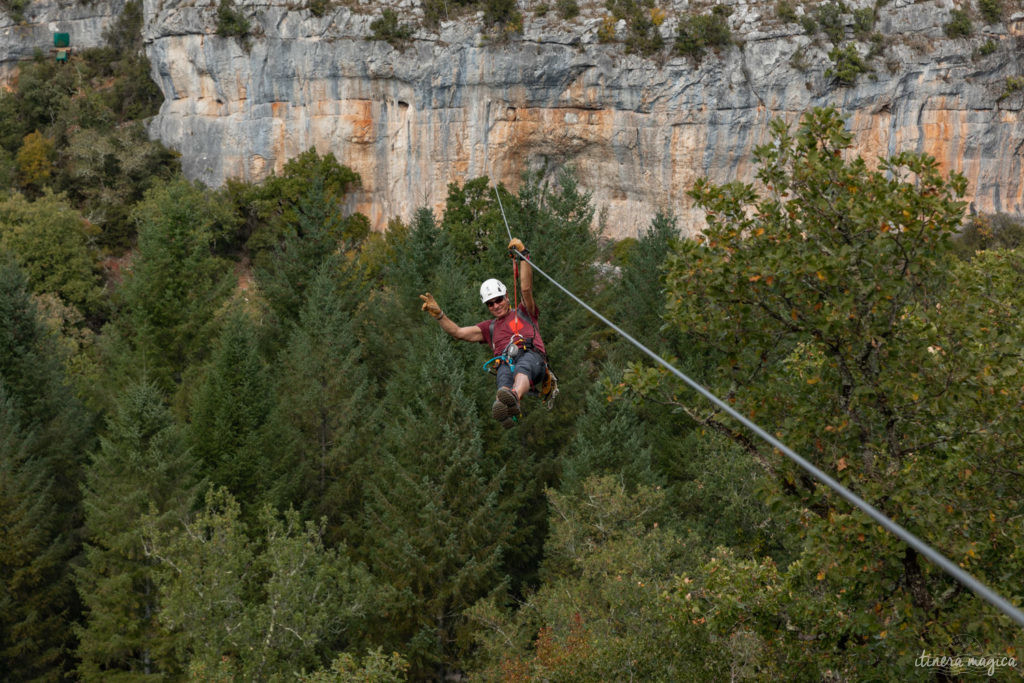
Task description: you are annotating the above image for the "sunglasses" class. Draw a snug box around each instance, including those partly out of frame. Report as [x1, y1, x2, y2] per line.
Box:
[485, 297, 505, 308]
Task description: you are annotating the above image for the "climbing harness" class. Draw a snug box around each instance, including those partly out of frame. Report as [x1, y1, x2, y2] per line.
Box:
[481, 303, 559, 411]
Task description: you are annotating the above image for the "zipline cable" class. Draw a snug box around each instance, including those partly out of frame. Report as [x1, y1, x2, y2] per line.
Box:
[493, 189, 1024, 629]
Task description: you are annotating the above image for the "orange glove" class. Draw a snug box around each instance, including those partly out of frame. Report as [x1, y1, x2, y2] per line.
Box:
[419, 292, 443, 319]
[508, 237, 526, 256]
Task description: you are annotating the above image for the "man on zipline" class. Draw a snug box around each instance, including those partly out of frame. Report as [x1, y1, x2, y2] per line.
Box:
[419, 238, 547, 428]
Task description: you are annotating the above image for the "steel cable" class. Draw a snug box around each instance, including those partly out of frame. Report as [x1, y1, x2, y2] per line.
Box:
[494, 188, 1024, 629]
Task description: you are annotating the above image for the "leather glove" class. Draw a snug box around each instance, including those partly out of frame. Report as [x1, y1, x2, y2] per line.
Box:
[508, 237, 527, 256]
[419, 292, 443, 319]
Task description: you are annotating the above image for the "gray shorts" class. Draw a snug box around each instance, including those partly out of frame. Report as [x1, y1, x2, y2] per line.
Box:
[495, 350, 546, 389]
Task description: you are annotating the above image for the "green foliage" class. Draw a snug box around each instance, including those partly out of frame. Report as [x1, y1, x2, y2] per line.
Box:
[0, 191, 104, 318]
[238, 148, 362, 265]
[0, 2, 178, 249]
[145, 488, 375, 679]
[979, 0, 1002, 23]
[308, 0, 332, 17]
[1000, 75, 1024, 99]
[60, 122, 178, 250]
[468, 478, 717, 680]
[254, 172, 367, 332]
[798, 12, 817, 34]
[80, 0, 164, 121]
[608, 209, 680, 352]
[117, 178, 235, 394]
[978, 38, 998, 55]
[188, 308, 274, 503]
[945, 8, 973, 38]
[775, 0, 798, 23]
[954, 212, 1024, 257]
[605, 0, 665, 55]
[674, 5, 732, 61]
[636, 107, 1024, 676]
[75, 380, 197, 679]
[0, 0, 30, 22]
[556, 0, 579, 20]
[15, 130, 55, 194]
[0, 56, 76, 153]
[216, 0, 251, 39]
[370, 9, 414, 46]
[815, 0, 847, 44]
[257, 264, 371, 526]
[560, 385, 658, 493]
[483, 0, 523, 30]
[0, 255, 90, 681]
[852, 6, 874, 37]
[0, 386, 77, 681]
[300, 648, 409, 681]
[826, 42, 870, 86]
[351, 334, 514, 678]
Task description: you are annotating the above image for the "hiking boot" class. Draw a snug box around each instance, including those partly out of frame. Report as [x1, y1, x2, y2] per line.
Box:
[492, 387, 521, 422]
[492, 398, 518, 428]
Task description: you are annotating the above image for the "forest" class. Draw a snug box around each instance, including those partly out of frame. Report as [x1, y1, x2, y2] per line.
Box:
[2, 3, 1024, 681]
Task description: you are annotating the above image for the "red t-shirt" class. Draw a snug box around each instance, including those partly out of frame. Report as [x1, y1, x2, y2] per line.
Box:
[477, 304, 546, 356]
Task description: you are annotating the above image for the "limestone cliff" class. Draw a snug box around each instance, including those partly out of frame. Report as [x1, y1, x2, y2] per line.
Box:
[0, 0, 124, 81]
[6, 0, 1024, 235]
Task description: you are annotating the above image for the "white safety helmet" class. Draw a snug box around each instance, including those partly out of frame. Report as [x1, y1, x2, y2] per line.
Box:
[480, 278, 507, 303]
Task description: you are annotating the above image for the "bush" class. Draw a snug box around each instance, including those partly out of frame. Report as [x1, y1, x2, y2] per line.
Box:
[852, 7, 874, 37]
[815, 1, 846, 44]
[825, 42, 869, 86]
[1000, 75, 1024, 99]
[604, 0, 665, 55]
[483, 0, 523, 28]
[556, 0, 579, 19]
[944, 8, 972, 38]
[308, 0, 331, 17]
[978, 38, 997, 56]
[979, 0, 1001, 24]
[955, 213, 1024, 257]
[0, 0, 30, 22]
[216, 0, 251, 39]
[370, 9, 414, 45]
[775, 0, 798, 23]
[674, 5, 732, 61]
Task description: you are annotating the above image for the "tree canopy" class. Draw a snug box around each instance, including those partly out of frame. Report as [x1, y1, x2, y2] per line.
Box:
[1, 17, 1022, 678]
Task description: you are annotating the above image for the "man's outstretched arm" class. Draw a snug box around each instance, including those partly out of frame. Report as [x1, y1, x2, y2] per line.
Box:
[420, 292, 483, 342]
[509, 238, 536, 317]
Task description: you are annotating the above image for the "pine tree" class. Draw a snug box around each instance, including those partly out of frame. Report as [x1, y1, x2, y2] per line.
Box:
[75, 380, 198, 679]
[259, 264, 371, 531]
[254, 175, 362, 332]
[0, 386, 78, 682]
[188, 307, 273, 500]
[0, 255, 90, 681]
[353, 334, 514, 679]
[609, 209, 681, 353]
[560, 384, 658, 493]
[117, 178, 234, 394]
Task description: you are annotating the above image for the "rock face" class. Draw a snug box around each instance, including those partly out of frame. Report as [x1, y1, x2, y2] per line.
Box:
[0, 0, 125, 82]
[7, 0, 1024, 235]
